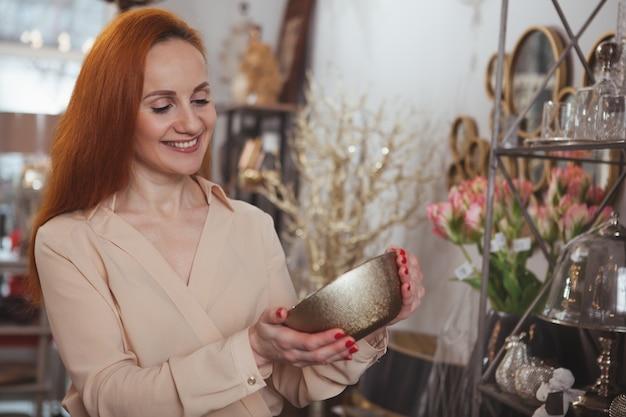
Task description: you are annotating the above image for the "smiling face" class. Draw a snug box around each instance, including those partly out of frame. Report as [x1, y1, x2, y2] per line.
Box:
[134, 38, 216, 178]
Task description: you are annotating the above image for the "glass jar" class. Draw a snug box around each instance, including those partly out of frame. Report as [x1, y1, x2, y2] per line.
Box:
[540, 212, 626, 332]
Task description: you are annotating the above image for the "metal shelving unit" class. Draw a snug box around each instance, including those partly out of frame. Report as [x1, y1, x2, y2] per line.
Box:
[471, 1, 626, 416]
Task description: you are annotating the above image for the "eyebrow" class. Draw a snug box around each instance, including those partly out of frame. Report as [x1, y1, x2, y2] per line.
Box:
[143, 82, 210, 100]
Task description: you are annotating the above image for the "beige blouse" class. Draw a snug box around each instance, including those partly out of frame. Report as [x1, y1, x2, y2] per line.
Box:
[35, 177, 386, 417]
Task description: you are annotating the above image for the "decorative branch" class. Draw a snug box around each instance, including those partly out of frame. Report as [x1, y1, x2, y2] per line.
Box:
[258, 75, 446, 293]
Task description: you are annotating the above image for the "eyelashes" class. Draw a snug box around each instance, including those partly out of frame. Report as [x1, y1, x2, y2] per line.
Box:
[152, 104, 172, 114]
[151, 99, 210, 114]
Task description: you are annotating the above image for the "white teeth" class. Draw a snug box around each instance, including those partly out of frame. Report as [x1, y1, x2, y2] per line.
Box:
[167, 138, 198, 149]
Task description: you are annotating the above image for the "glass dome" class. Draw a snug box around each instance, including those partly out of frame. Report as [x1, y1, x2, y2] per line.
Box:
[540, 212, 626, 332]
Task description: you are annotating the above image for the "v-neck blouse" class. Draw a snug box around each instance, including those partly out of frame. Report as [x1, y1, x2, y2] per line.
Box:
[34, 176, 387, 417]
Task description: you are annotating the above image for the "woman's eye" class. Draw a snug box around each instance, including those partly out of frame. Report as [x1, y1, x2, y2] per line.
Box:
[151, 104, 172, 114]
[193, 98, 210, 106]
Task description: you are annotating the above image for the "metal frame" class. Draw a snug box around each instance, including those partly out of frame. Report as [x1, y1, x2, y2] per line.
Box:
[471, 1, 624, 416]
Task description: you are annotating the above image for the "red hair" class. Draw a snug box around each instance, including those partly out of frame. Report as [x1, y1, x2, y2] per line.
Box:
[26, 8, 206, 304]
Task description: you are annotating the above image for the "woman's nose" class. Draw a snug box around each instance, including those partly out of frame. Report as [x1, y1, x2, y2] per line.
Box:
[174, 105, 203, 133]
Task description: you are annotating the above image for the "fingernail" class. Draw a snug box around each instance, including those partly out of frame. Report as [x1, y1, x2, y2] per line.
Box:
[344, 356, 352, 361]
[276, 308, 285, 319]
[403, 266, 409, 275]
[399, 249, 406, 256]
[407, 284, 411, 291]
[401, 256, 407, 264]
[335, 332, 345, 339]
[349, 346, 358, 354]
[345, 340, 355, 348]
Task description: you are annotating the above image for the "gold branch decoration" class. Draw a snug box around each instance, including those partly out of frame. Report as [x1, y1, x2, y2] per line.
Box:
[258, 75, 446, 296]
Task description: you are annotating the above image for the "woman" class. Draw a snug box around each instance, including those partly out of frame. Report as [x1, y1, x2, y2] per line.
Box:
[26, 8, 425, 417]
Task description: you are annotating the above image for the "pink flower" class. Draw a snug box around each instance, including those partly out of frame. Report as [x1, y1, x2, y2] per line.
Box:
[528, 203, 559, 244]
[426, 202, 453, 239]
[426, 201, 465, 244]
[585, 185, 606, 206]
[591, 205, 614, 225]
[465, 201, 485, 242]
[549, 165, 591, 205]
[562, 203, 592, 242]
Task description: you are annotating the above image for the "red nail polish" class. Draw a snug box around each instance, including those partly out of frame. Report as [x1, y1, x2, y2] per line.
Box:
[335, 332, 345, 339]
[276, 308, 285, 319]
[349, 346, 358, 354]
[407, 284, 411, 291]
[403, 266, 409, 275]
[399, 249, 406, 256]
[401, 256, 407, 264]
[344, 356, 352, 361]
[345, 340, 355, 348]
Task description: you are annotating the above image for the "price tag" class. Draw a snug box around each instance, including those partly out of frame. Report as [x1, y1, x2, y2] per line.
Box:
[512, 237, 531, 252]
[455, 262, 475, 280]
[491, 233, 506, 253]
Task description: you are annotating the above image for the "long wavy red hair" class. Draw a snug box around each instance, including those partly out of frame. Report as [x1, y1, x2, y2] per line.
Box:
[26, 8, 207, 305]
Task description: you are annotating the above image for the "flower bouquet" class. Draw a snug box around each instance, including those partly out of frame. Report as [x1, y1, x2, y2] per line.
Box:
[427, 165, 612, 315]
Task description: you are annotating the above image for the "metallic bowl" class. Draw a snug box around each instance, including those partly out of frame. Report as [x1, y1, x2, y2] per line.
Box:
[284, 252, 402, 340]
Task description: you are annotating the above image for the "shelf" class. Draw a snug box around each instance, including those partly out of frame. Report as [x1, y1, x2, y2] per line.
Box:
[495, 139, 626, 160]
[0, 383, 49, 394]
[0, 324, 50, 336]
[479, 383, 540, 416]
[0, 256, 28, 273]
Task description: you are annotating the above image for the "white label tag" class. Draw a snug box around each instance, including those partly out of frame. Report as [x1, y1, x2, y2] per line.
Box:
[491, 233, 506, 253]
[512, 237, 532, 252]
[455, 262, 475, 280]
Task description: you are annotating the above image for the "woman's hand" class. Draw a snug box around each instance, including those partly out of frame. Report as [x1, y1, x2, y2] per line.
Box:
[362, 246, 425, 345]
[386, 245, 425, 326]
[248, 307, 359, 368]
[249, 246, 425, 367]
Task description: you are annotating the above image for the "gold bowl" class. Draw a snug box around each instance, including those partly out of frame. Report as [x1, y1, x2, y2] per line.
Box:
[284, 252, 402, 340]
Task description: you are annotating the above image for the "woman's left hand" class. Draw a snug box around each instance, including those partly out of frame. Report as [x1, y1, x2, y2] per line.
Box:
[386, 245, 425, 326]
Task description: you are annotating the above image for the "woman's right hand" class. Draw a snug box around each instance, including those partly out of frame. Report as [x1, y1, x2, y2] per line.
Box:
[248, 307, 358, 368]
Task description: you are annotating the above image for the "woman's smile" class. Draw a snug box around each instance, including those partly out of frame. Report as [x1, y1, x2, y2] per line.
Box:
[162, 137, 201, 152]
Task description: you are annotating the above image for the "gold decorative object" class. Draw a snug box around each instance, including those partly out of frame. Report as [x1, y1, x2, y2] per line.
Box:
[236, 24, 283, 104]
[257, 74, 444, 294]
[283, 252, 402, 340]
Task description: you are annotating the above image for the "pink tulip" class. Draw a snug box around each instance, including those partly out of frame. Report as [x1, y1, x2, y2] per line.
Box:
[585, 185, 606, 206]
[528, 203, 559, 244]
[426, 202, 453, 239]
[591, 205, 614, 225]
[562, 203, 592, 242]
[465, 201, 485, 241]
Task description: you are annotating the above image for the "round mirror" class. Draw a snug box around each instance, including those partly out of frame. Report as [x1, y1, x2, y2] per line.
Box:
[464, 137, 489, 178]
[521, 155, 554, 193]
[485, 53, 510, 101]
[449, 116, 477, 161]
[507, 26, 568, 138]
[557, 86, 577, 106]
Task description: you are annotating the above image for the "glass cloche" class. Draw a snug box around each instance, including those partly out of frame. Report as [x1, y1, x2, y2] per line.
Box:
[540, 212, 626, 332]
